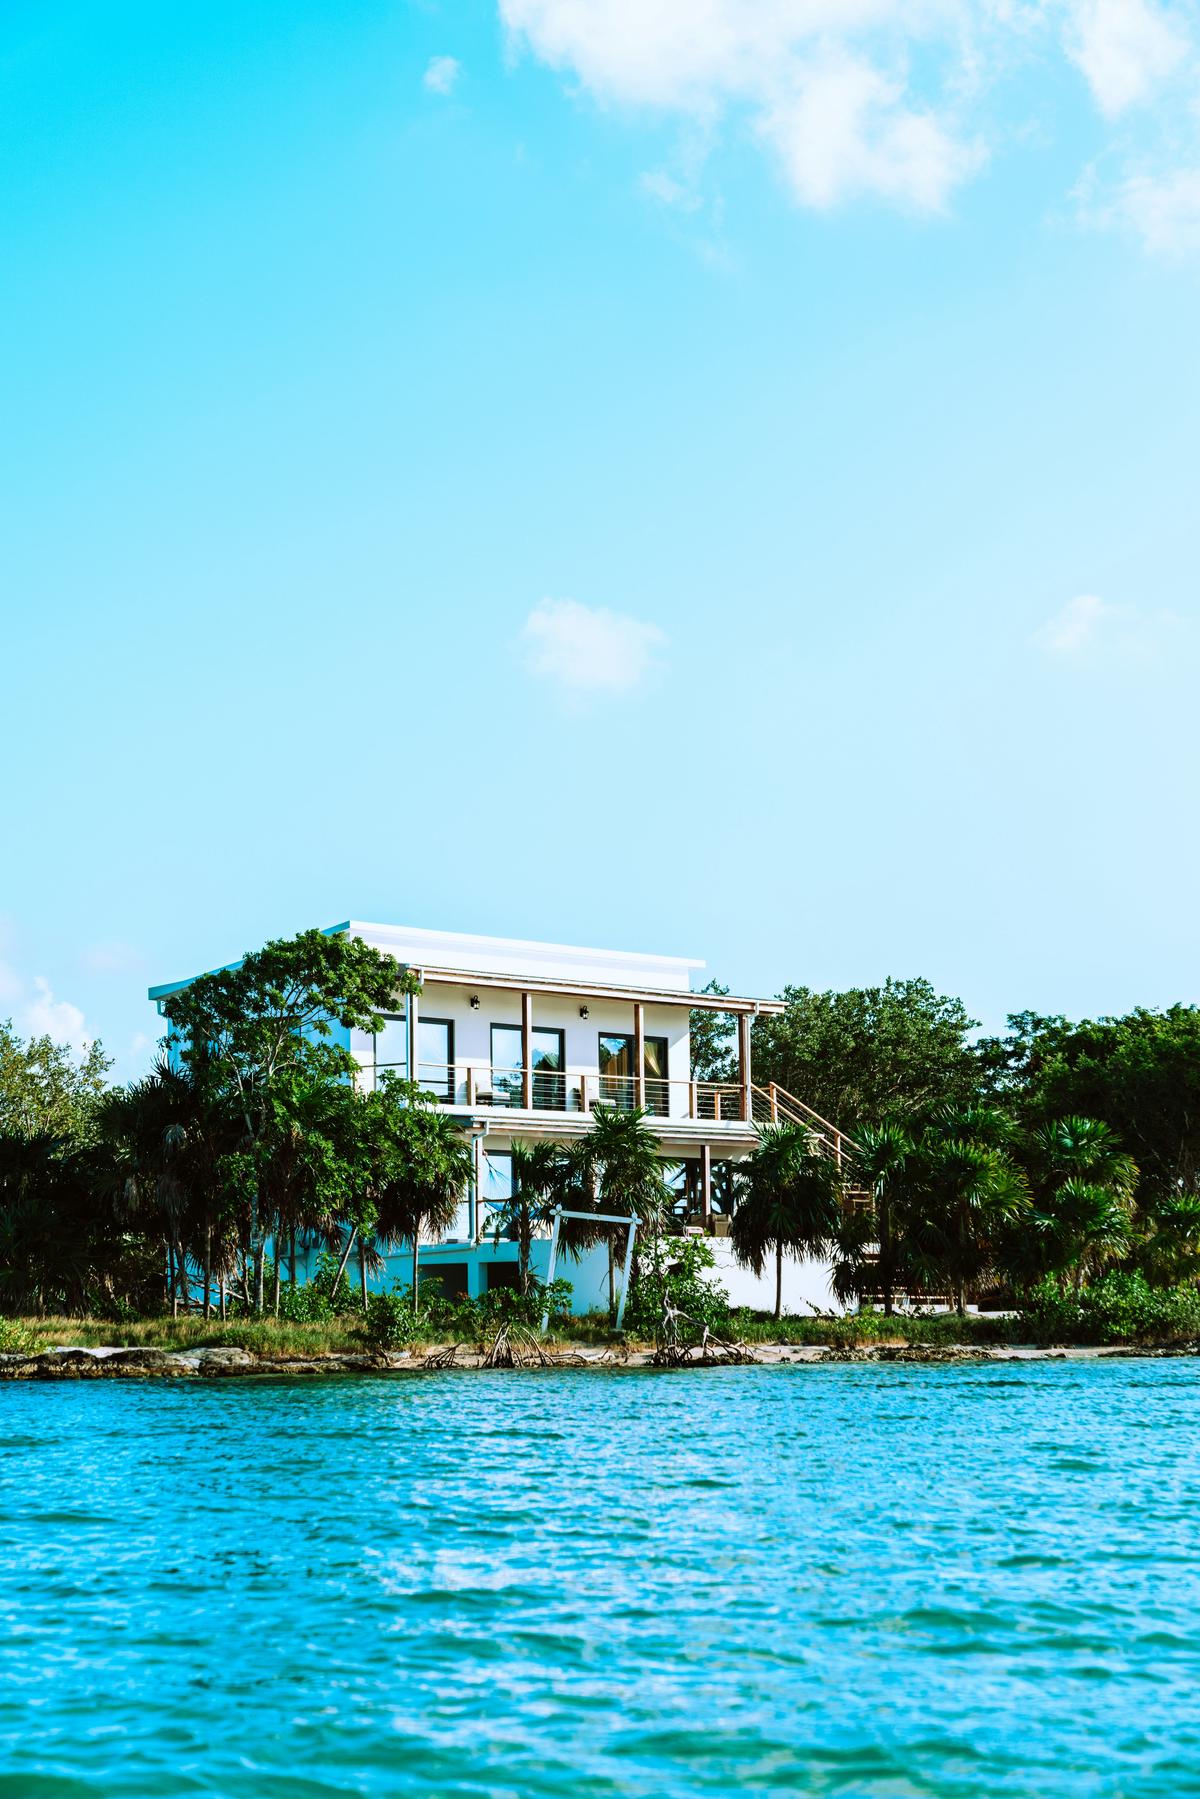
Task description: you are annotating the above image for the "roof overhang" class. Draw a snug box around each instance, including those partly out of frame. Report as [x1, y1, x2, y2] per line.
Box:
[411, 965, 784, 1014]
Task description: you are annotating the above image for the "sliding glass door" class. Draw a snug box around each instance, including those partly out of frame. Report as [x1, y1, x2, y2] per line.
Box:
[598, 1034, 669, 1114]
[417, 1019, 454, 1102]
[490, 1024, 566, 1110]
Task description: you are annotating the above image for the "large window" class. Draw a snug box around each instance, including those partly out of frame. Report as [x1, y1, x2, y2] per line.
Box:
[417, 1018, 454, 1102]
[489, 1024, 565, 1110]
[598, 1033, 669, 1115]
[373, 1016, 455, 1100]
[374, 1015, 408, 1077]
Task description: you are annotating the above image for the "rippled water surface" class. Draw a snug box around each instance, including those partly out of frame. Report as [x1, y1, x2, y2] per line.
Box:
[2, 1362, 1199, 1797]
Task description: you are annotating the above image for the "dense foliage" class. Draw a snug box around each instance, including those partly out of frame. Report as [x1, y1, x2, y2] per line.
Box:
[6, 943, 1200, 1342]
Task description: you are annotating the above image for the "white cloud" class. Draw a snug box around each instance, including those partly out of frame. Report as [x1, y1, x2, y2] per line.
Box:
[521, 598, 667, 697]
[500, 0, 978, 212]
[1090, 166, 1200, 257]
[1, 963, 94, 1058]
[23, 978, 91, 1058]
[1064, 0, 1188, 116]
[498, 0, 1200, 248]
[1034, 592, 1119, 653]
[423, 54, 462, 96]
[758, 50, 984, 212]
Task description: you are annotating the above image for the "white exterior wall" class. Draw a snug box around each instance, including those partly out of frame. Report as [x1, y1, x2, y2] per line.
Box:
[352, 985, 691, 1105]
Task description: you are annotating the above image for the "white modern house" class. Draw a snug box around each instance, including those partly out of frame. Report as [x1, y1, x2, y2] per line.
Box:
[150, 921, 854, 1316]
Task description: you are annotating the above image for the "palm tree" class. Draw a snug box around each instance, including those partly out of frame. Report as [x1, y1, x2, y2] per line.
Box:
[1016, 1116, 1138, 1294]
[853, 1121, 914, 1315]
[575, 1104, 671, 1314]
[490, 1140, 571, 1294]
[371, 1094, 472, 1313]
[732, 1123, 845, 1319]
[909, 1132, 1029, 1314]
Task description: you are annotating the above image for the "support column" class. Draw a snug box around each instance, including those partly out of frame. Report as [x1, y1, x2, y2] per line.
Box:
[738, 1012, 752, 1122]
[634, 1001, 646, 1111]
[699, 1142, 712, 1225]
[407, 989, 420, 1087]
[470, 1132, 484, 1241]
[521, 991, 533, 1109]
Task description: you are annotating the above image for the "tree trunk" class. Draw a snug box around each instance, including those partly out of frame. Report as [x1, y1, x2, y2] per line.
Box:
[254, 1240, 266, 1315]
[171, 1240, 180, 1318]
[359, 1236, 369, 1310]
[411, 1232, 420, 1314]
[272, 1240, 282, 1316]
[219, 1276, 227, 1323]
[519, 1214, 531, 1296]
[331, 1226, 357, 1295]
[880, 1198, 893, 1317]
[289, 1228, 297, 1289]
[203, 1221, 212, 1320]
[775, 1240, 783, 1320]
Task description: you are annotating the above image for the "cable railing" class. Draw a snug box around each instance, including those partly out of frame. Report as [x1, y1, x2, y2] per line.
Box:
[366, 1061, 758, 1123]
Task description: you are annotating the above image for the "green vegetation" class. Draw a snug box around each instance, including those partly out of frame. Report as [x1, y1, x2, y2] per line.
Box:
[5, 940, 1200, 1356]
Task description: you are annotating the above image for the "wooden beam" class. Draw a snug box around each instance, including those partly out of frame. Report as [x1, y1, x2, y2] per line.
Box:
[521, 991, 533, 1109]
[699, 1143, 712, 1224]
[634, 1001, 645, 1112]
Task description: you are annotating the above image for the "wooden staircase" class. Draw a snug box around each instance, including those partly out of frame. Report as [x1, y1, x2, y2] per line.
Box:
[750, 1081, 858, 1180]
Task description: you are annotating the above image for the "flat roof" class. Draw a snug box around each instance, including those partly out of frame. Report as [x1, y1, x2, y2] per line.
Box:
[150, 920, 780, 1012]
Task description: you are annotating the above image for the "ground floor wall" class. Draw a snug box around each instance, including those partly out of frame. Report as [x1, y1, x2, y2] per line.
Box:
[296, 1234, 847, 1319]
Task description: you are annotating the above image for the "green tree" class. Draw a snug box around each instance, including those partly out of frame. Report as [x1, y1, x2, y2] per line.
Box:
[368, 1087, 472, 1314]
[689, 980, 736, 1082]
[0, 1020, 111, 1140]
[576, 1104, 671, 1314]
[490, 1140, 573, 1295]
[752, 979, 979, 1132]
[978, 1006, 1200, 1204]
[163, 928, 413, 1311]
[904, 1122, 1030, 1313]
[732, 1123, 845, 1318]
[999, 1116, 1137, 1296]
[849, 1121, 914, 1315]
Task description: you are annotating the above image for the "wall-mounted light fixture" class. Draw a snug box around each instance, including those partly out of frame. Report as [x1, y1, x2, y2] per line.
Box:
[579, 1005, 590, 1019]
[469, 995, 480, 1010]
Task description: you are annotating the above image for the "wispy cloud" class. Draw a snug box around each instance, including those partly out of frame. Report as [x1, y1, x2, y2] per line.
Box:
[521, 598, 667, 700]
[1081, 165, 1200, 259]
[423, 55, 462, 96]
[1034, 593, 1188, 660]
[1034, 593, 1119, 654]
[498, 0, 1200, 250]
[80, 941, 144, 976]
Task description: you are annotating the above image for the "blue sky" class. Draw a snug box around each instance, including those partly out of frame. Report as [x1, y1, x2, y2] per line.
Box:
[2, 0, 1198, 1076]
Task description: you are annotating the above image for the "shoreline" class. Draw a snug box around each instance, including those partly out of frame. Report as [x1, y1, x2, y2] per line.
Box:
[2, 1341, 1197, 1380]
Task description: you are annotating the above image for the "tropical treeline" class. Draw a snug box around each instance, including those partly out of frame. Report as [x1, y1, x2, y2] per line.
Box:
[2, 939, 1199, 1324]
[0, 932, 672, 1319]
[721, 977, 1200, 1314]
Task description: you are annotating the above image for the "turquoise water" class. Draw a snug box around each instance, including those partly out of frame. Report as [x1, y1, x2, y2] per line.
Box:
[1, 1363, 1198, 1798]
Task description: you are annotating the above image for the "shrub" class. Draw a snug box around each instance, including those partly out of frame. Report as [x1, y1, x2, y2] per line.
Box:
[0, 1317, 35, 1355]
[1015, 1272, 1200, 1345]
[625, 1235, 730, 1339]
[364, 1290, 420, 1353]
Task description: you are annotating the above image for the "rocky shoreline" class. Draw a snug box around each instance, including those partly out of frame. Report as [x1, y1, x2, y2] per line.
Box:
[2, 1341, 1197, 1380]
